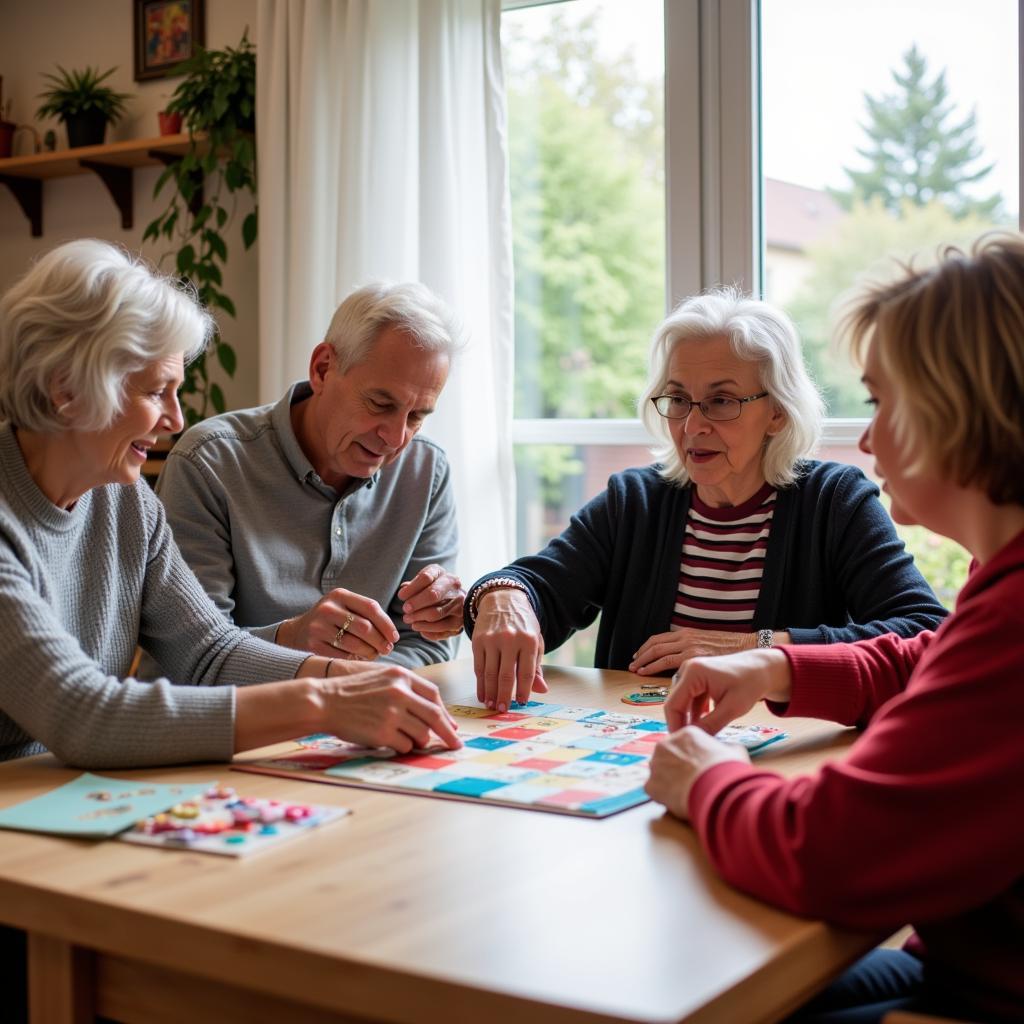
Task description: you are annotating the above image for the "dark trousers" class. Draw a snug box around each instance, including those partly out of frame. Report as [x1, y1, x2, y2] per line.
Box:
[0, 925, 27, 1024]
[788, 948, 1001, 1024]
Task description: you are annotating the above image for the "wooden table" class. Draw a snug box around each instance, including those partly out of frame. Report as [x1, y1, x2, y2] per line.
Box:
[0, 663, 878, 1024]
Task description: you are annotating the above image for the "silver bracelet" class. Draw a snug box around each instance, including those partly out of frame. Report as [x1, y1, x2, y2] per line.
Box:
[756, 629, 774, 649]
[469, 577, 530, 622]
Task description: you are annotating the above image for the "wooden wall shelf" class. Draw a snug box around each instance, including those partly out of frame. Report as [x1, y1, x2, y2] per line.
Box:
[0, 133, 207, 237]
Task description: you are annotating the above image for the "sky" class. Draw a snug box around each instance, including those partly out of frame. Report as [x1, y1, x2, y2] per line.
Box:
[506, 0, 1020, 215]
[761, 0, 1019, 212]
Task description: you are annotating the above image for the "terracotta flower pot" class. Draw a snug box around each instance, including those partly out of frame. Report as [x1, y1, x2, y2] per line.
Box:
[158, 110, 183, 136]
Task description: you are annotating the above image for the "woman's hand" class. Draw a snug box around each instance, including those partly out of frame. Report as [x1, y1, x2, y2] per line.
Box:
[471, 589, 549, 711]
[630, 627, 768, 676]
[235, 665, 460, 754]
[319, 666, 461, 752]
[398, 565, 465, 641]
[277, 589, 399, 660]
[644, 726, 751, 821]
[664, 648, 793, 733]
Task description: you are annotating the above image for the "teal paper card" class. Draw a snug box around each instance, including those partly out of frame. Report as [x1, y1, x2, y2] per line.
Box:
[0, 773, 213, 837]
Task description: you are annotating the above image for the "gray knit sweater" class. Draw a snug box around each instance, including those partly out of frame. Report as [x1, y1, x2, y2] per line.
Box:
[0, 424, 308, 768]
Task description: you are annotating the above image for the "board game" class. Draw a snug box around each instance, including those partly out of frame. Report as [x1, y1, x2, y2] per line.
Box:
[119, 783, 350, 858]
[234, 698, 786, 819]
[0, 775, 350, 856]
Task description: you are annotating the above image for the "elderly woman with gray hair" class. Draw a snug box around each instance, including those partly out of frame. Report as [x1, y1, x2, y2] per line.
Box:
[0, 239, 459, 769]
[466, 289, 947, 711]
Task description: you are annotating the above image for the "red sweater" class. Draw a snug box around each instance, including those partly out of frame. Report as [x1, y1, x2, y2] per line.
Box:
[689, 529, 1024, 1020]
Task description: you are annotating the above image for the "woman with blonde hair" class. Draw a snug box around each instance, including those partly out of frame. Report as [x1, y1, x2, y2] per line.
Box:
[466, 289, 945, 711]
[646, 234, 1024, 1022]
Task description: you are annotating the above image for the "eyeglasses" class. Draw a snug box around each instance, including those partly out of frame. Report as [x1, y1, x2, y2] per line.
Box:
[650, 391, 769, 421]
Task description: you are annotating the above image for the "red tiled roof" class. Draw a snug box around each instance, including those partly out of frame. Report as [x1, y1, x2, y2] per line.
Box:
[765, 178, 844, 251]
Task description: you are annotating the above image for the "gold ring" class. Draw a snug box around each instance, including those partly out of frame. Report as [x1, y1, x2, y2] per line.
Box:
[332, 611, 355, 648]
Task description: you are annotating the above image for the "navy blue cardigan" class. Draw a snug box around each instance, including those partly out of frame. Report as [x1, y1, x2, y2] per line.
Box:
[466, 461, 948, 671]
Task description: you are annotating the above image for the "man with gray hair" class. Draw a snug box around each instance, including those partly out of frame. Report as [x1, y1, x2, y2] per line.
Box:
[155, 281, 465, 669]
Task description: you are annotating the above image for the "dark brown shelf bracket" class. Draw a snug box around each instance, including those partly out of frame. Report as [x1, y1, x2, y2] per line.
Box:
[78, 160, 133, 230]
[147, 149, 204, 215]
[0, 175, 43, 236]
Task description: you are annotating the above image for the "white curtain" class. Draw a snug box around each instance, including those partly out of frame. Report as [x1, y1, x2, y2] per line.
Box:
[256, 0, 515, 586]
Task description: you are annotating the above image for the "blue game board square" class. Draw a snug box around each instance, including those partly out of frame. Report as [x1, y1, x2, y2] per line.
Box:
[567, 736, 628, 752]
[580, 711, 607, 723]
[434, 777, 510, 798]
[580, 751, 645, 766]
[578, 788, 649, 816]
[508, 701, 563, 717]
[632, 720, 668, 732]
[465, 737, 516, 751]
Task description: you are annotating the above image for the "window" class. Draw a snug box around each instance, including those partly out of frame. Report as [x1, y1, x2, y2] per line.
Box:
[762, 0, 1020, 417]
[502, 0, 1021, 661]
[503, 0, 670, 661]
[762, 0, 1019, 603]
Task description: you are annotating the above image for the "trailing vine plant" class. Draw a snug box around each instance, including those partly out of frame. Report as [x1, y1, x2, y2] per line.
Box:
[143, 34, 256, 426]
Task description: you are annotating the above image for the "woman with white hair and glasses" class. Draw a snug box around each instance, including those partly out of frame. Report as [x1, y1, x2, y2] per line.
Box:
[0, 239, 459, 769]
[465, 288, 946, 711]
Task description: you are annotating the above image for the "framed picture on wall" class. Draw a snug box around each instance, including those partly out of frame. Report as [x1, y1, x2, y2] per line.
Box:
[133, 0, 206, 82]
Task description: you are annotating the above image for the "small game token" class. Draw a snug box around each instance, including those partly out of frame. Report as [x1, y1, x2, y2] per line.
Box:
[621, 691, 667, 706]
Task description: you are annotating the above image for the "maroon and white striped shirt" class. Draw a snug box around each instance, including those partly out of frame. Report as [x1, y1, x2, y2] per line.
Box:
[672, 482, 776, 632]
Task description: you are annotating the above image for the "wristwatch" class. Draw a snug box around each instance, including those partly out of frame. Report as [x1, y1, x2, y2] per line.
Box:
[756, 629, 774, 649]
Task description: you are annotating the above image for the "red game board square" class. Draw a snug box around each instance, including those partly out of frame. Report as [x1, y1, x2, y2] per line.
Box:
[391, 754, 458, 769]
[489, 712, 530, 722]
[637, 732, 667, 744]
[512, 757, 563, 771]
[612, 741, 656, 755]
[540, 789, 606, 807]
[488, 727, 544, 740]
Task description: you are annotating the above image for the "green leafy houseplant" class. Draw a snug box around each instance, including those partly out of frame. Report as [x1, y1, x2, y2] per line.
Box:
[143, 35, 256, 426]
[36, 65, 131, 148]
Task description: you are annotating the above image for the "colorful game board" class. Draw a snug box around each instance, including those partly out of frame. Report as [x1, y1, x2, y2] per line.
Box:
[234, 699, 786, 819]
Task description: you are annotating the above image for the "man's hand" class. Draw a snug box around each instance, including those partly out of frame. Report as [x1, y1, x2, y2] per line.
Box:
[320, 665, 462, 753]
[644, 726, 751, 821]
[664, 648, 793, 734]
[277, 588, 399, 660]
[471, 588, 548, 711]
[398, 565, 465, 641]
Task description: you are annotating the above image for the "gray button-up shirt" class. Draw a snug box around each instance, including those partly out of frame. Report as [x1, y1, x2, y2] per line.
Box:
[155, 382, 458, 667]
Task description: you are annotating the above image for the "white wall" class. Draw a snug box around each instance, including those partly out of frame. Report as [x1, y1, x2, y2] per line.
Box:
[0, 0, 261, 409]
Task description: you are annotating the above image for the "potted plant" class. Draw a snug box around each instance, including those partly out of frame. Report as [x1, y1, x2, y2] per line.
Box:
[35, 65, 131, 148]
[144, 34, 256, 425]
[157, 92, 183, 136]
